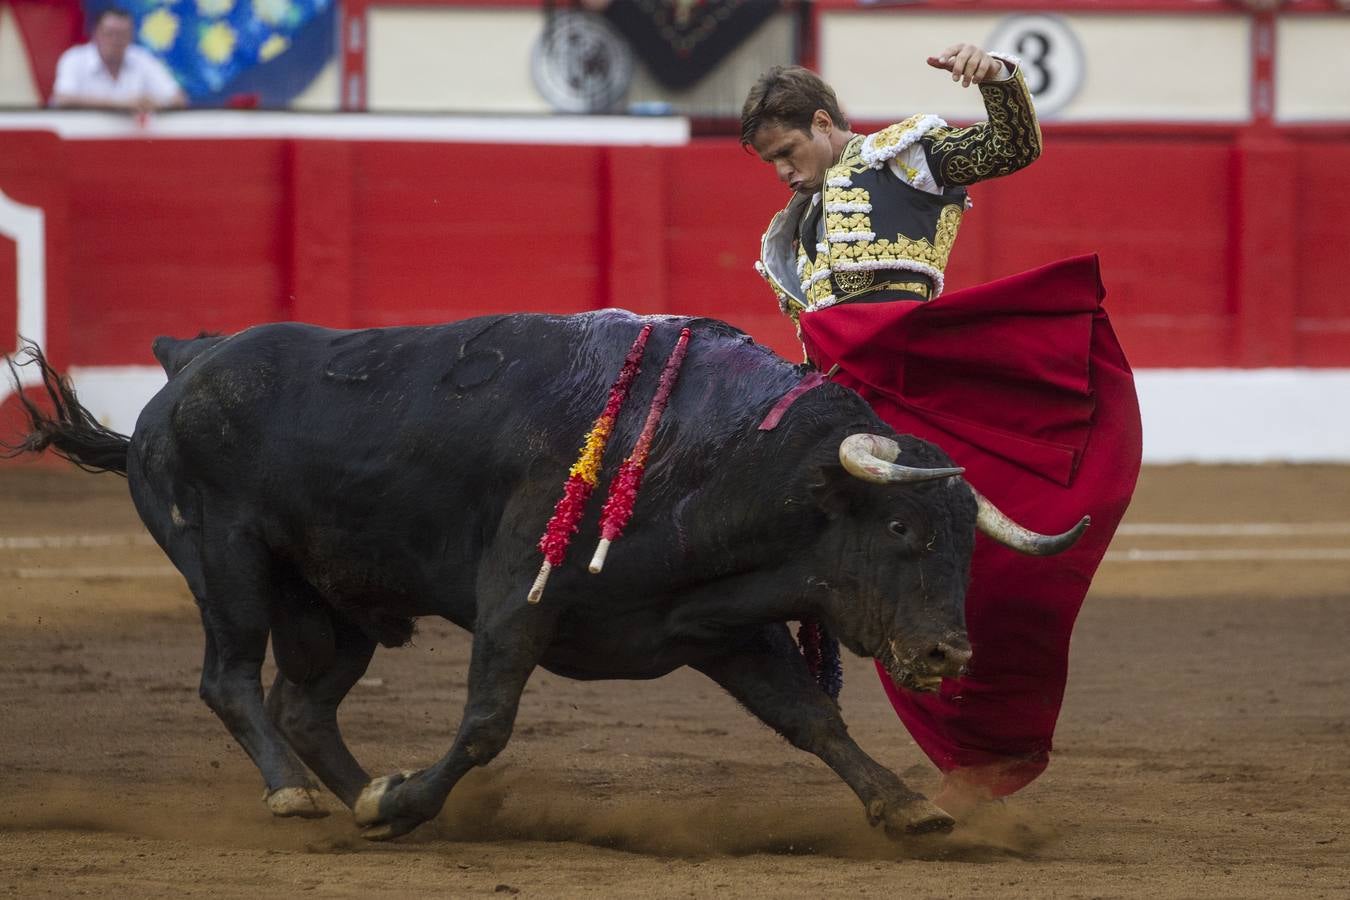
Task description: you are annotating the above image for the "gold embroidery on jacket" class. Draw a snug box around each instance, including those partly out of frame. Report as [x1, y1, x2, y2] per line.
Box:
[829, 187, 870, 205]
[841, 280, 931, 302]
[829, 204, 963, 270]
[862, 114, 930, 157]
[833, 270, 877, 294]
[824, 212, 872, 234]
[925, 68, 1042, 186]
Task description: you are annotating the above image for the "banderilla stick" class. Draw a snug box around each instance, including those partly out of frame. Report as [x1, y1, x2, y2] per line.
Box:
[590, 327, 692, 574]
[528, 324, 652, 603]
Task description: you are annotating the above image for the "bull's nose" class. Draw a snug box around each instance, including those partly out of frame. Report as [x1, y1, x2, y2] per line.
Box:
[924, 638, 972, 677]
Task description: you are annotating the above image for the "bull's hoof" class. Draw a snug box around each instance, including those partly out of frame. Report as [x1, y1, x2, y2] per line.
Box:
[354, 771, 422, 841]
[876, 796, 956, 838]
[264, 786, 328, 819]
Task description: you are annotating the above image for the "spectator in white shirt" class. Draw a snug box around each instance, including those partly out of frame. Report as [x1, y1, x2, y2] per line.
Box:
[51, 7, 186, 112]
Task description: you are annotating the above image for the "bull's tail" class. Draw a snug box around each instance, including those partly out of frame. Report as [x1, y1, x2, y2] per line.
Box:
[2, 341, 130, 476]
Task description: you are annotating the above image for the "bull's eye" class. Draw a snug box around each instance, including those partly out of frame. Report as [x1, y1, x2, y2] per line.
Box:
[887, 521, 909, 538]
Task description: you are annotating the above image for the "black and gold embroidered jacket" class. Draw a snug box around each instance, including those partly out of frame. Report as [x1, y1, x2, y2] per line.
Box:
[756, 63, 1041, 323]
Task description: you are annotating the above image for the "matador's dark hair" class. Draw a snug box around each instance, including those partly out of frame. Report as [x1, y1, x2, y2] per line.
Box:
[740, 65, 849, 147]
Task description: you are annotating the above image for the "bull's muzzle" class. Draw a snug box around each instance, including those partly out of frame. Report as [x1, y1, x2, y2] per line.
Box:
[924, 636, 973, 677]
[839, 433, 1089, 556]
[885, 634, 972, 693]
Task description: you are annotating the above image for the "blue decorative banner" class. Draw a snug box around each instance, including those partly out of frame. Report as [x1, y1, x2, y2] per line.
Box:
[83, 0, 334, 106]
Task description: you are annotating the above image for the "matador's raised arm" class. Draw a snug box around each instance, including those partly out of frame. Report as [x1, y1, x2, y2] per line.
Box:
[922, 66, 1042, 186]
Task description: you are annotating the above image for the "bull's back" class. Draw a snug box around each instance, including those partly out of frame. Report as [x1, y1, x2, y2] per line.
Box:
[131, 312, 812, 614]
[151, 311, 803, 482]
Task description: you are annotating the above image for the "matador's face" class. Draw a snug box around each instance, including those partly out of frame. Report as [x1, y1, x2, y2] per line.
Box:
[750, 113, 839, 197]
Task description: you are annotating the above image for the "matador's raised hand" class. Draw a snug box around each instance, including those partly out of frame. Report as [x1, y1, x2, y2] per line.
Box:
[926, 43, 1007, 88]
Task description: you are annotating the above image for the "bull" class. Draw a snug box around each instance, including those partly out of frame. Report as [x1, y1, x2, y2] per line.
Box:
[4, 310, 1086, 841]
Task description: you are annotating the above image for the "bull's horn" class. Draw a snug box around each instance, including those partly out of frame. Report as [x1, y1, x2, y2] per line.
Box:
[839, 434, 964, 484]
[972, 486, 1090, 556]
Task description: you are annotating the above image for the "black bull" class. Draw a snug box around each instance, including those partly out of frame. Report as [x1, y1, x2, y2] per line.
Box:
[5, 310, 1086, 841]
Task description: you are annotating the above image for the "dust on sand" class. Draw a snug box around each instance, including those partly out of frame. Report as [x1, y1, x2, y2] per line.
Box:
[1, 465, 1348, 898]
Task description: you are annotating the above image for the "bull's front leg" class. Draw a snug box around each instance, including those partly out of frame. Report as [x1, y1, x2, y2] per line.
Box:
[694, 625, 954, 837]
[353, 598, 559, 841]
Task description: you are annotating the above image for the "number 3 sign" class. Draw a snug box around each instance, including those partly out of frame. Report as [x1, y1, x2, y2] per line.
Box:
[987, 15, 1086, 118]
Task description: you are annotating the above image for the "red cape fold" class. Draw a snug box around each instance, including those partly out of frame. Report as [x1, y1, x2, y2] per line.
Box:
[800, 255, 1143, 794]
[802, 254, 1105, 488]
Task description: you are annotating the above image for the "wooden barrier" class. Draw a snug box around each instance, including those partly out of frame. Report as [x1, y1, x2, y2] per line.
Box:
[2, 119, 1349, 373]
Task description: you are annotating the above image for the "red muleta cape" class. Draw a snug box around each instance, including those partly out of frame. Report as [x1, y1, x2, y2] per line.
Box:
[799, 254, 1143, 796]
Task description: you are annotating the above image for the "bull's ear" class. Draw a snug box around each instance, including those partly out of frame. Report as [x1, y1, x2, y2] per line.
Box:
[809, 464, 861, 519]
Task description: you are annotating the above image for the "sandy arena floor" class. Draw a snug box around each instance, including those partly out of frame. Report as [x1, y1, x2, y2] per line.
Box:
[1, 463, 1348, 898]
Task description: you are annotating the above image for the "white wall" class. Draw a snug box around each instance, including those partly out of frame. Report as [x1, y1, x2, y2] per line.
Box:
[0, 3, 41, 107]
[1134, 370, 1350, 464]
[363, 6, 796, 116]
[50, 365, 1350, 465]
[821, 12, 1251, 123]
[367, 7, 548, 112]
[2, 7, 1347, 122]
[289, 58, 339, 111]
[1275, 17, 1350, 123]
[0, 109, 689, 142]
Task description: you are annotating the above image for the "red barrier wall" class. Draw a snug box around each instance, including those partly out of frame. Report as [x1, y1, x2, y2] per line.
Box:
[3, 125, 1350, 370]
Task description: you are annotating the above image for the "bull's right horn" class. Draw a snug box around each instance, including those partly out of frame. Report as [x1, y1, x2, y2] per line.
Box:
[839, 434, 964, 485]
[972, 486, 1090, 556]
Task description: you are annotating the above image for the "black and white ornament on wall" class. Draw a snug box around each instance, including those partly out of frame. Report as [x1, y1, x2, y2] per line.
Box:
[531, 9, 635, 114]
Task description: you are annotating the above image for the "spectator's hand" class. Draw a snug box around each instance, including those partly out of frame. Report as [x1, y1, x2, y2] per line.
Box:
[926, 44, 1006, 88]
[133, 95, 157, 114]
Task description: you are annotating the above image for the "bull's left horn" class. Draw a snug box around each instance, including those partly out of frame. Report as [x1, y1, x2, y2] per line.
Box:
[972, 486, 1090, 556]
[839, 434, 964, 484]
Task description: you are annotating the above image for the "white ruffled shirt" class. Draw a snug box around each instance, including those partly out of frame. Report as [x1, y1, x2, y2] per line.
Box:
[876, 54, 1016, 198]
[52, 43, 183, 106]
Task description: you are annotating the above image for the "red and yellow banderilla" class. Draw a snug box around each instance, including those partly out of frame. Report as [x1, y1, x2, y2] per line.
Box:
[528, 324, 652, 604]
[589, 327, 692, 574]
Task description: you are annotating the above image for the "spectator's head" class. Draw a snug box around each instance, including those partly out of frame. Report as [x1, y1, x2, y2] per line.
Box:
[92, 7, 135, 69]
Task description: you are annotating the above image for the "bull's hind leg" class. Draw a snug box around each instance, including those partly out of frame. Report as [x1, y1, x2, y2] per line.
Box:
[695, 625, 954, 837]
[266, 613, 378, 808]
[353, 597, 560, 841]
[195, 527, 325, 819]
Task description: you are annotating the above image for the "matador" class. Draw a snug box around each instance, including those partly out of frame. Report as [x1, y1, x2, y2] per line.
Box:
[743, 45, 1143, 816]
